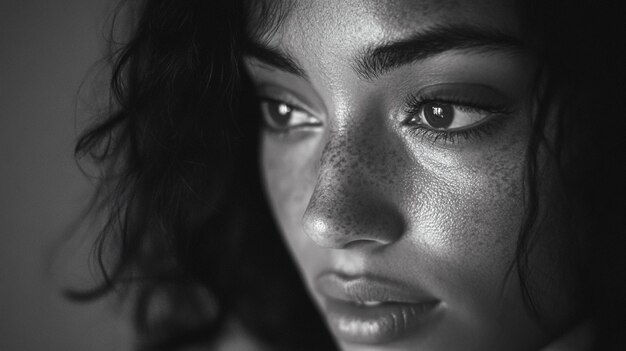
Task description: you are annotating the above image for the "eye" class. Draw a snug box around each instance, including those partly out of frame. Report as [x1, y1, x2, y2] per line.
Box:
[260, 99, 321, 132]
[407, 101, 492, 131]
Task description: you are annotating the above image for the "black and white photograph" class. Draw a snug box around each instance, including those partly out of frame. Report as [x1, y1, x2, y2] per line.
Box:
[1, 0, 624, 350]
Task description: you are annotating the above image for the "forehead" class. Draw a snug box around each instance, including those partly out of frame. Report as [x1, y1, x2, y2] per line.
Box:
[251, 0, 521, 53]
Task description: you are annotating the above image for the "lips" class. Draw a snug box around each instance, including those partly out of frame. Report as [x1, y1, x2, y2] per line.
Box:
[315, 272, 441, 345]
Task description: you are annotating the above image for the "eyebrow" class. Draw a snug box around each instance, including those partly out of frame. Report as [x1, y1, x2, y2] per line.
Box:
[244, 23, 524, 81]
[244, 39, 307, 78]
[354, 24, 525, 80]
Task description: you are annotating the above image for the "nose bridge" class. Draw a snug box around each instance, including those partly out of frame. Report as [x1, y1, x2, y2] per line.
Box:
[302, 109, 405, 248]
[318, 117, 389, 194]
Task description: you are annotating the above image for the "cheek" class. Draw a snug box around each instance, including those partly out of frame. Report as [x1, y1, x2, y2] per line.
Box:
[261, 132, 320, 255]
[401, 142, 528, 327]
[420, 149, 525, 269]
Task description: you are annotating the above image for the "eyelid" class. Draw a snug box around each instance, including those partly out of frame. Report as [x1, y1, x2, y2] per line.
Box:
[403, 103, 492, 133]
[256, 84, 322, 117]
[413, 83, 514, 109]
[401, 83, 515, 123]
[258, 96, 313, 117]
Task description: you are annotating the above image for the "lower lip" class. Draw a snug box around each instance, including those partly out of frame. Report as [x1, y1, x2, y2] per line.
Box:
[323, 298, 440, 345]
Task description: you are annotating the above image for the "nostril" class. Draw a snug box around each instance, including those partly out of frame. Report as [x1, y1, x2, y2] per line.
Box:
[302, 200, 404, 249]
[301, 155, 406, 249]
[341, 239, 387, 250]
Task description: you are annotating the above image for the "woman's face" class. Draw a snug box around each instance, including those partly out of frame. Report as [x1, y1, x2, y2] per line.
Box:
[245, 0, 575, 349]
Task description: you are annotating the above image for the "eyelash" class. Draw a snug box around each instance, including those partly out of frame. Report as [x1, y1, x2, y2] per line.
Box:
[402, 94, 512, 144]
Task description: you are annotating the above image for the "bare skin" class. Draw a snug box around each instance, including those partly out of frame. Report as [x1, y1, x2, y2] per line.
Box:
[245, 0, 578, 349]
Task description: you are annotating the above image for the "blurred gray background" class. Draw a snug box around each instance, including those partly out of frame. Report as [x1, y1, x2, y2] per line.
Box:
[1, 0, 133, 350]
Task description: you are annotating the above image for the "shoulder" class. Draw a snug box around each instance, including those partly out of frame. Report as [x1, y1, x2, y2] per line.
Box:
[175, 320, 267, 351]
[539, 322, 594, 351]
[212, 318, 268, 351]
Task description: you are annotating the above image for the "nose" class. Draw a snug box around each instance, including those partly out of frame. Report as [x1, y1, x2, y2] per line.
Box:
[301, 120, 406, 249]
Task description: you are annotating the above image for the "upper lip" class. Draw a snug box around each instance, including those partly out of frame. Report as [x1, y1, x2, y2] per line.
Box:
[315, 271, 436, 305]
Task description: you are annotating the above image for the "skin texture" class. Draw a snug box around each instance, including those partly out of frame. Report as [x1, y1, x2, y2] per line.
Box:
[245, 0, 577, 349]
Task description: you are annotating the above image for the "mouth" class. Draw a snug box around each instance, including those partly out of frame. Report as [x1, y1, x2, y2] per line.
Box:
[314, 272, 441, 345]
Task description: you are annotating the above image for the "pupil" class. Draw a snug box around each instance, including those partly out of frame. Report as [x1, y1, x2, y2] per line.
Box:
[269, 101, 292, 127]
[424, 102, 454, 129]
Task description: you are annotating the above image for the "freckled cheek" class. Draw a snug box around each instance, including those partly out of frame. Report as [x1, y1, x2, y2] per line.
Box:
[410, 155, 526, 283]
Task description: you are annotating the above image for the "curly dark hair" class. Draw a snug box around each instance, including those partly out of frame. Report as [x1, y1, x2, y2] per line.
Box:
[71, 0, 333, 349]
[70, 0, 625, 350]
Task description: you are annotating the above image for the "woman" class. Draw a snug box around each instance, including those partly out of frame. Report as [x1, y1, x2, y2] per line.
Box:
[73, 0, 625, 350]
